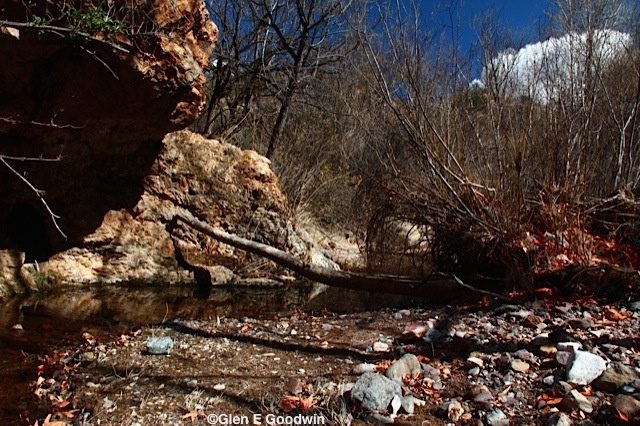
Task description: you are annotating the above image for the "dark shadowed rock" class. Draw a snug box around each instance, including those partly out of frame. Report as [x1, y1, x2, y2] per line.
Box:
[546, 412, 572, 426]
[0, 1, 217, 260]
[613, 395, 640, 418]
[593, 362, 640, 393]
[560, 390, 593, 413]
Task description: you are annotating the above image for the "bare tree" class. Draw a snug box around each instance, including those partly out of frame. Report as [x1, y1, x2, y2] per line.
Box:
[197, 0, 355, 159]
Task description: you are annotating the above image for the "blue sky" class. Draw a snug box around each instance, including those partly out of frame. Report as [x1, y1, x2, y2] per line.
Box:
[425, 1, 550, 52]
[417, 1, 551, 77]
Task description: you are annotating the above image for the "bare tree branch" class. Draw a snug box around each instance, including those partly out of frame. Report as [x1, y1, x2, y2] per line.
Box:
[0, 155, 67, 239]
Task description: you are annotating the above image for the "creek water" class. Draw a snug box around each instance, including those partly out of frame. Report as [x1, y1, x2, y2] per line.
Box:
[0, 283, 431, 424]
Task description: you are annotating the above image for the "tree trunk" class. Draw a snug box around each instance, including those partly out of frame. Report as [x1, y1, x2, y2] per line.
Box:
[176, 213, 503, 298]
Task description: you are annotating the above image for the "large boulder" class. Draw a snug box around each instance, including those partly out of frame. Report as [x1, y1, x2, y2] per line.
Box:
[0, 1, 217, 260]
[24, 130, 309, 286]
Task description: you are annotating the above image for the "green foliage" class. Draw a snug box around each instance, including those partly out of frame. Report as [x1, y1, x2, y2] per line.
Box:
[31, 15, 46, 26]
[68, 7, 123, 34]
[33, 271, 53, 291]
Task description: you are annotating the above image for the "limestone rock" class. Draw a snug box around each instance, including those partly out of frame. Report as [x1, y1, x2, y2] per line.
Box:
[385, 354, 422, 383]
[0, 250, 26, 297]
[146, 336, 174, 355]
[0, 1, 217, 260]
[30, 131, 311, 286]
[351, 372, 402, 413]
[566, 350, 607, 385]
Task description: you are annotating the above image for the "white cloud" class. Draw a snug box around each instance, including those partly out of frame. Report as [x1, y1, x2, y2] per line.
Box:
[481, 29, 632, 103]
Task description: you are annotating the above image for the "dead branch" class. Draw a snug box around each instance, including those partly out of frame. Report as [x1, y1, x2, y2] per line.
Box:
[176, 213, 505, 298]
[0, 115, 84, 129]
[0, 20, 130, 53]
[0, 154, 62, 162]
[0, 156, 67, 239]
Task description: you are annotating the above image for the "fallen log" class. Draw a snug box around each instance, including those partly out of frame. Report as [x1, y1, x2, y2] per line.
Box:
[176, 213, 507, 299]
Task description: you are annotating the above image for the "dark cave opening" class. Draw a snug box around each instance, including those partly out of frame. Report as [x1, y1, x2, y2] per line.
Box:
[6, 203, 53, 262]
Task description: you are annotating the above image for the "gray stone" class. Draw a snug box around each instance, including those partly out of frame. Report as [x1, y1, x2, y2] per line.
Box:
[400, 396, 420, 414]
[486, 408, 509, 425]
[613, 395, 640, 418]
[629, 301, 640, 312]
[474, 392, 494, 410]
[362, 413, 395, 424]
[568, 318, 592, 329]
[351, 372, 402, 413]
[385, 354, 422, 383]
[422, 364, 441, 379]
[146, 336, 174, 355]
[561, 390, 593, 413]
[423, 327, 444, 343]
[543, 375, 556, 386]
[566, 351, 607, 385]
[545, 412, 572, 426]
[593, 362, 640, 393]
[556, 351, 572, 366]
[554, 381, 574, 395]
[514, 349, 536, 363]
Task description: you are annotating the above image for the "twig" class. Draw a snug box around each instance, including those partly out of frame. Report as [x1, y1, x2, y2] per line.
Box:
[80, 45, 120, 80]
[0, 115, 84, 129]
[0, 20, 130, 53]
[1, 154, 62, 162]
[438, 272, 508, 301]
[0, 156, 67, 239]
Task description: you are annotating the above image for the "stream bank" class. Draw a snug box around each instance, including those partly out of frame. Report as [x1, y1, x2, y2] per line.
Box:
[2, 284, 640, 425]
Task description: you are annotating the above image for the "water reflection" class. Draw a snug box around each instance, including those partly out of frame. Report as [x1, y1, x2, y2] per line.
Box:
[0, 282, 434, 425]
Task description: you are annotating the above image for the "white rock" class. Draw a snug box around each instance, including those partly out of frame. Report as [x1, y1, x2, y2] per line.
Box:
[390, 394, 402, 415]
[566, 351, 607, 385]
[213, 384, 226, 391]
[373, 342, 389, 352]
[467, 356, 484, 368]
[353, 363, 377, 374]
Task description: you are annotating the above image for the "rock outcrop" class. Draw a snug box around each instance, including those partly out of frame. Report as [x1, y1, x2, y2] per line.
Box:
[21, 130, 312, 287]
[0, 1, 217, 260]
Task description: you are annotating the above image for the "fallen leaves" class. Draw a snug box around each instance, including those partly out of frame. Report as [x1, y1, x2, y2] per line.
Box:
[182, 410, 205, 422]
[278, 395, 315, 413]
[538, 393, 563, 407]
[374, 359, 392, 373]
[38, 414, 68, 426]
[604, 307, 629, 322]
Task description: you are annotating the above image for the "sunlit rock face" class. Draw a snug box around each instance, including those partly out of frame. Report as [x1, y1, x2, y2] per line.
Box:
[482, 29, 632, 103]
[29, 130, 312, 286]
[0, 1, 217, 259]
